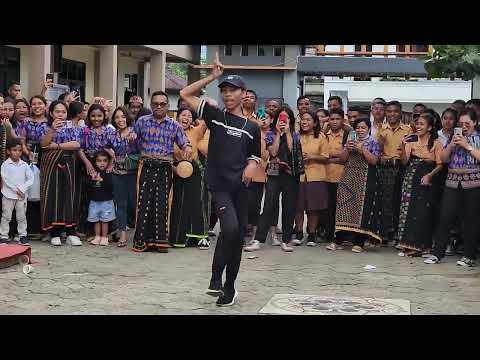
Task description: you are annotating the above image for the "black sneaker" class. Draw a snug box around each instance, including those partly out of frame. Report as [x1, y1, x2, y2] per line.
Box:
[216, 290, 238, 307]
[0, 237, 9, 244]
[457, 257, 475, 267]
[206, 280, 224, 297]
[19, 236, 30, 246]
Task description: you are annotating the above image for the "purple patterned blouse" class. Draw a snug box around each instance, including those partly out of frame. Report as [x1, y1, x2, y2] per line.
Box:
[16, 120, 49, 146]
[39, 125, 83, 144]
[133, 114, 189, 159]
[109, 127, 138, 156]
[81, 126, 115, 157]
[359, 135, 381, 157]
[445, 131, 480, 170]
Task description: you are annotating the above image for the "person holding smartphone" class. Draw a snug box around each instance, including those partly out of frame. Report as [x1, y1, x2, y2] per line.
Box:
[39, 100, 83, 246]
[245, 106, 303, 253]
[425, 109, 480, 267]
[396, 112, 443, 257]
[334, 117, 382, 253]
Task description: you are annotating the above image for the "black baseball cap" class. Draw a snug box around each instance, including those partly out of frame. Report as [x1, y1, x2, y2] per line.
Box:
[218, 75, 246, 90]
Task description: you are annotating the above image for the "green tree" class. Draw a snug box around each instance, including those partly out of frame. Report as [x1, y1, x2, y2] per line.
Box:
[425, 45, 480, 80]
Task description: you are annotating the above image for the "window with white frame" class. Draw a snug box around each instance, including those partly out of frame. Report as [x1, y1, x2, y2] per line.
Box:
[224, 45, 232, 56]
[241, 45, 248, 56]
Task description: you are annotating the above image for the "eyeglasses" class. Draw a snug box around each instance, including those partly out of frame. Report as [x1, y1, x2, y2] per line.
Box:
[151, 102, 168, 108]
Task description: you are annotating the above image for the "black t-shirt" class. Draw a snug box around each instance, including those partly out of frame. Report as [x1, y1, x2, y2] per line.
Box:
[197, 99, 261, 191]
[87, 171, 114, 202]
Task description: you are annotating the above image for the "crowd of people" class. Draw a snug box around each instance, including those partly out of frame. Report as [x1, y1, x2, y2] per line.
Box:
[1, 56, 480, 305]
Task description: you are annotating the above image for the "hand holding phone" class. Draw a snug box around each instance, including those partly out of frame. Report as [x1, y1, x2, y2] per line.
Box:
[405, 134, 419, 143]
[454, 127, 463, 136]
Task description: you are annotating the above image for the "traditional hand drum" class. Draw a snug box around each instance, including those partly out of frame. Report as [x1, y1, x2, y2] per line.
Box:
[176, 160, 193, 178]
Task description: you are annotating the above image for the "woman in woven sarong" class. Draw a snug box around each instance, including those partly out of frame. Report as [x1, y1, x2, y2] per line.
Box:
[39, 100, 82, 246]
[16, 96, 50, 239]
[335, 117, 382, 253]
[169, 107, 208, 248]
[397, 112, 443, 257]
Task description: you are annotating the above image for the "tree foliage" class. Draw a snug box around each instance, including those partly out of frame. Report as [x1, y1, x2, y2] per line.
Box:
[425, 45, 480, 80]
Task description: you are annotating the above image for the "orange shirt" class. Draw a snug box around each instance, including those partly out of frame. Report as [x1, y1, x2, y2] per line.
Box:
[405, 137, 443, 165]
[325, 129, 345, 183]
[252, 130, 269, 183]
[377, 122, 412, 160]
[300, 132, 329, 182]
[173, 124, 206, 161]
[197, 129, 210, 158]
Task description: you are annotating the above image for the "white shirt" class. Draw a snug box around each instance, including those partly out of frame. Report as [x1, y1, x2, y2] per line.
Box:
[437, 129, 450, 147]
[1, 158, 34, 200]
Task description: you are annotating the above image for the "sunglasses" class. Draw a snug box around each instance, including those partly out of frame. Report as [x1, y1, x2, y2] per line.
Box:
[151, 102, 168, 108]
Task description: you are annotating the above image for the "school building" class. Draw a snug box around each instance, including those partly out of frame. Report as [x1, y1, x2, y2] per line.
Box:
[0, 45, 201, 111]
[202, 45, 472, 114]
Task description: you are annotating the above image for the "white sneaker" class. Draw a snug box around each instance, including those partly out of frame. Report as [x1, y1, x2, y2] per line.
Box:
[290, 239, 302, 246]
[66, 235, 82, 246]
[281, 242, 294, 252]
[51, 237, 62, 246]
[244, 240, 261, 252]
[271, 232, 281, 246]
[197, 238, 210, 250]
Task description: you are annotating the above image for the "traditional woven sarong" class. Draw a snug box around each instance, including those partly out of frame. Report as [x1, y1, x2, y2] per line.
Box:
[335, 151, 382, 243]
[377, 162, 404, 239]
[169, 159, 208, 247]
[40, 150, 81, 231]
[397, 157, 437, 252]
[133, 158, 172, 252]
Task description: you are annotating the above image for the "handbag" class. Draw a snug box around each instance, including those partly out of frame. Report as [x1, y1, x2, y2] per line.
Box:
[124, 153, 140, 171]
[27, 164, 41, 201]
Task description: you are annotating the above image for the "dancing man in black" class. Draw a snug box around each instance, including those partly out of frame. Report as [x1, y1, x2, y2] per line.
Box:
[180, 53, 261, 306]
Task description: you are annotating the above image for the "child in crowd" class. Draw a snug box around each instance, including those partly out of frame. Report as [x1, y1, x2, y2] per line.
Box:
[87, 150, 116, 246]
[0, 138, 34, 245]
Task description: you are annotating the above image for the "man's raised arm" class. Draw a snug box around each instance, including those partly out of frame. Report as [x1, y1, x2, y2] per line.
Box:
[180, 52, 224, 114]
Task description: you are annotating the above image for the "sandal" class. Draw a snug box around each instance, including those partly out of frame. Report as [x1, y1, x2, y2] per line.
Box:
[117, 239, 128, 248]
[90, 236, 101, 245]
[99, 236, 109, 246]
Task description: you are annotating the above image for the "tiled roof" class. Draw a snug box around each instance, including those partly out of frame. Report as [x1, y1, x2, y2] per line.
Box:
[166, 70, 187, 91]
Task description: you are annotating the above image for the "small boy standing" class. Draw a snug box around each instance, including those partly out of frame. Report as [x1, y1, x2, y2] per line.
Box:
[0, 139, 34, 245]
[87, 150, 116, 246]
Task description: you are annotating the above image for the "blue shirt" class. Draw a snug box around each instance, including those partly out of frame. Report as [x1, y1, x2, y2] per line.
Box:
[133, 114, 189, 159]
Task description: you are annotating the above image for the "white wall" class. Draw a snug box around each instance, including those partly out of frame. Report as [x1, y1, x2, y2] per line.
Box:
[322, 79, 471, 106]
[62, 45, 97, 102]
[117, 56, 141, 106]
[11, 45, 32, 97]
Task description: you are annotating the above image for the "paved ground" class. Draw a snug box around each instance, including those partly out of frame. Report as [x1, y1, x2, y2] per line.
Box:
[1, 232, 480, 315]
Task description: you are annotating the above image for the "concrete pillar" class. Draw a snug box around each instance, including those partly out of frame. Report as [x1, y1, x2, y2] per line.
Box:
[472, 75, 480, 99]
[143, 61, 151, 104]
[98, 45, 118, 105]
[150, 51, 166, 93]
[283, 45, 301, 109]
[29, 45, 52, 99]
